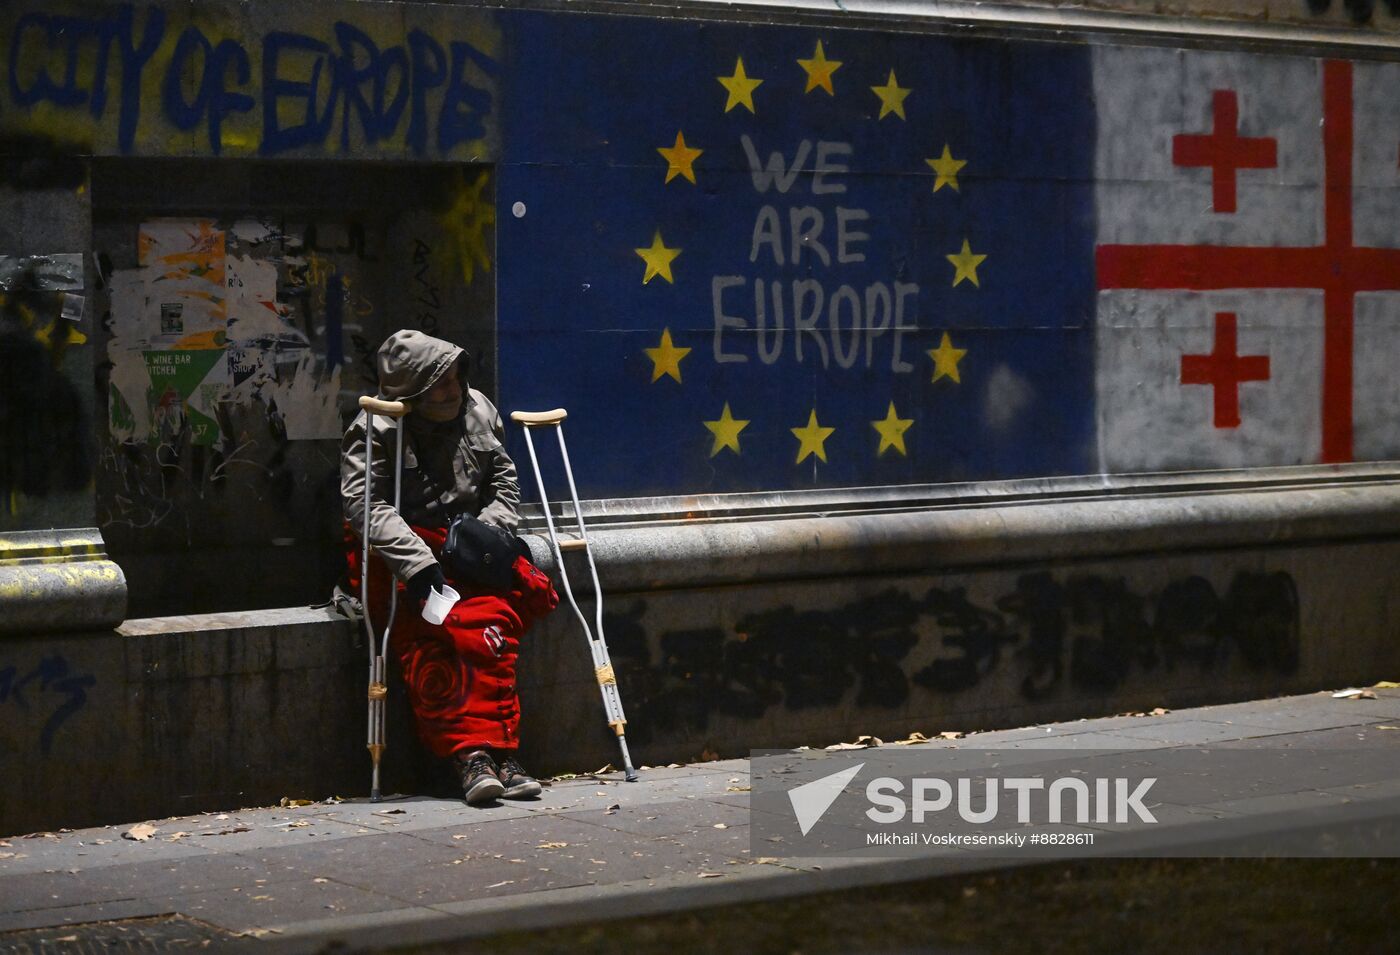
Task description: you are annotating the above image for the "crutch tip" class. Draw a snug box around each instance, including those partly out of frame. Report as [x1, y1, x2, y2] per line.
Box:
[624, 770, 639, 782]
[370, 789, 382, 803]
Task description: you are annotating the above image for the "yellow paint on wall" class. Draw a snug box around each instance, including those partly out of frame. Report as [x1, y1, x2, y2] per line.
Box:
[438, 169, 496, 284]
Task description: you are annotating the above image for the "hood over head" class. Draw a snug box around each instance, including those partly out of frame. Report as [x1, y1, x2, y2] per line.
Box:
[375, 330, 467, 402]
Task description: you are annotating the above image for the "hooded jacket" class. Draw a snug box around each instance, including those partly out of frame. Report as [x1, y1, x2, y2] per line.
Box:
[341, 331, 520, 583]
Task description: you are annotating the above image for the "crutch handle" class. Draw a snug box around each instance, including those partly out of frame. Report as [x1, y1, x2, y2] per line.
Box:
[359, 396, 409, 417]
[511, 408, 568, 426]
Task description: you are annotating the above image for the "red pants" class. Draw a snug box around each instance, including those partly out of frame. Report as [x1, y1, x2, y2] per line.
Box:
[346, 525, 559, 757]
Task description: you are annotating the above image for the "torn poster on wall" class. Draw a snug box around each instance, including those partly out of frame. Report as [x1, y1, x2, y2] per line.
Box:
[108, 219, 342, 446]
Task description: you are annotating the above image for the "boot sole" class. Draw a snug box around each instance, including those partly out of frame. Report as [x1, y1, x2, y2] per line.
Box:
[502, 779, 543, 799]
[464, 776, 506, 805]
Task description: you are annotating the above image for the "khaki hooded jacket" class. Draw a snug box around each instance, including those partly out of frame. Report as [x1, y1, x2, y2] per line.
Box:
[341, 331, 521, 583]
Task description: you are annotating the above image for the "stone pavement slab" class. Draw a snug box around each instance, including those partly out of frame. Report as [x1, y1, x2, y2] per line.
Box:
[2, 689, 1399, 952]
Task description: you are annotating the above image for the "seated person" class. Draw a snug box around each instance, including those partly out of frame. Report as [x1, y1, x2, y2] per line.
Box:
[341, 330, 557, 805]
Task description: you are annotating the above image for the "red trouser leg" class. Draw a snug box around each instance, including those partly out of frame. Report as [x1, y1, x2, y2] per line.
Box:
[345, 525, 558, 759]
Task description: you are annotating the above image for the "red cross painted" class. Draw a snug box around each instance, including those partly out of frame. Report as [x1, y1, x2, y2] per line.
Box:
[1172, 90, 1278, 214]
[1098, 60, 1400, 463]
[1180, 313, 1271, 429]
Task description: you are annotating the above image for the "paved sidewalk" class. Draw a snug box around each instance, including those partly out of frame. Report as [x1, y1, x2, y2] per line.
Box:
[3, 687, 1400, 952]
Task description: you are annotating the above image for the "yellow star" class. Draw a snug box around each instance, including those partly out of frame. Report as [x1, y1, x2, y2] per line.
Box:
[797, 41, 842, 95]
[791, 410, 836, 464]
[703, 403, 750, 456]
[635, 231, 681, 285]
[946, 239, 987, 287]
[645, 328, 691, 384]
[871, 402, 914, 456]
[658, 131, 703, 185]
[871, 70, 911, 120]
[928, 332, 968, 384]
[925, 145, 967, 193]
[717, 58, 763, 114]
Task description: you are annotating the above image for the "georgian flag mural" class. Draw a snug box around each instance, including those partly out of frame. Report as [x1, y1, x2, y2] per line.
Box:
[492, 11, 1400, 497]
[1096, 49, 1400, 471]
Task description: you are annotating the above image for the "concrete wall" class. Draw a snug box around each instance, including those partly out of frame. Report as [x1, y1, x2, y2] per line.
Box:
[7, 468, 1400, 834]
[1, 608, 377, 835]
[5, 0, 1400, 833]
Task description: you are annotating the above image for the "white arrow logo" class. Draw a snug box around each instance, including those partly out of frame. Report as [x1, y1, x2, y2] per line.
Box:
[787, 763, 864, 836]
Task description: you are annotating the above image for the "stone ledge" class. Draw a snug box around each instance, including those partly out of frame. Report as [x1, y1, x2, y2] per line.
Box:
[525, 479, 1400, 593]
[0, 529, 126, 634]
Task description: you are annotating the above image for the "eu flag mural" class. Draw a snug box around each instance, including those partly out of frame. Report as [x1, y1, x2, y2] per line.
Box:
[495, 13, 1097, 497]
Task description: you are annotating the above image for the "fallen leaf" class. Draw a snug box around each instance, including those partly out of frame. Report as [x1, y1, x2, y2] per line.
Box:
[825, 735, 882, 751]
[54, 937, 78, 943]
[699, 748, 719, 762]
[252, 895, 273, 901]
[536, 842, 568, 849]
[1373, 681, 1400, 689]
[594, 764, 615, 775]
[239, 928, 282, 939]
[893, 732, 930, 746]
[451, 859, 463, 865]
[726, 785, 751, 793]
[313, 878, 329, 883]
[123, 824, 158, 842]
[486, 880, 515, 888]
[165, 832, 191, 842]
[373, 809, 407, 816]
[605, 804, 621, 815]
[698, 872, 723, 878]
[1333, 688, 1376, 699]
[452, 834, 470, 841]
[938, 731, 964, 740]
[1376, 725, 1400, 730]
[283, 820, 312, 829]
[508, 858, 525, 863]
[588, 859, 607, 865]
[92, 839, 110, 846]
[713, 823, 729, 829]
[215, 814, 229, 821]
[1150, 707, 1171, 716]
[0, 853, 14, 860]
[280, 798, 314, 808]
[211, 827, 251, 836]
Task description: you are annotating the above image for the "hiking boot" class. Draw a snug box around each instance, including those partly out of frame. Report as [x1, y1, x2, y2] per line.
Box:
[496, 754, 543, 799]
[455, 749, 505, 805]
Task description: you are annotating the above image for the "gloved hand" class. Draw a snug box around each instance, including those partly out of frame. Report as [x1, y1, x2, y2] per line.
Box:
[406, 562, 447, 604]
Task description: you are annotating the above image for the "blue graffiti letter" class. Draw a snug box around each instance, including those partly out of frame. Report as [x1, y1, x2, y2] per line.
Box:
[261, 31, 336, 155]
[405, 30, 445, 158]
[438, 40, 496, 154]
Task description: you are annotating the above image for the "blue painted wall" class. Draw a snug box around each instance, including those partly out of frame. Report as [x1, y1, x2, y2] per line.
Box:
[495, 12, 1097, 497]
